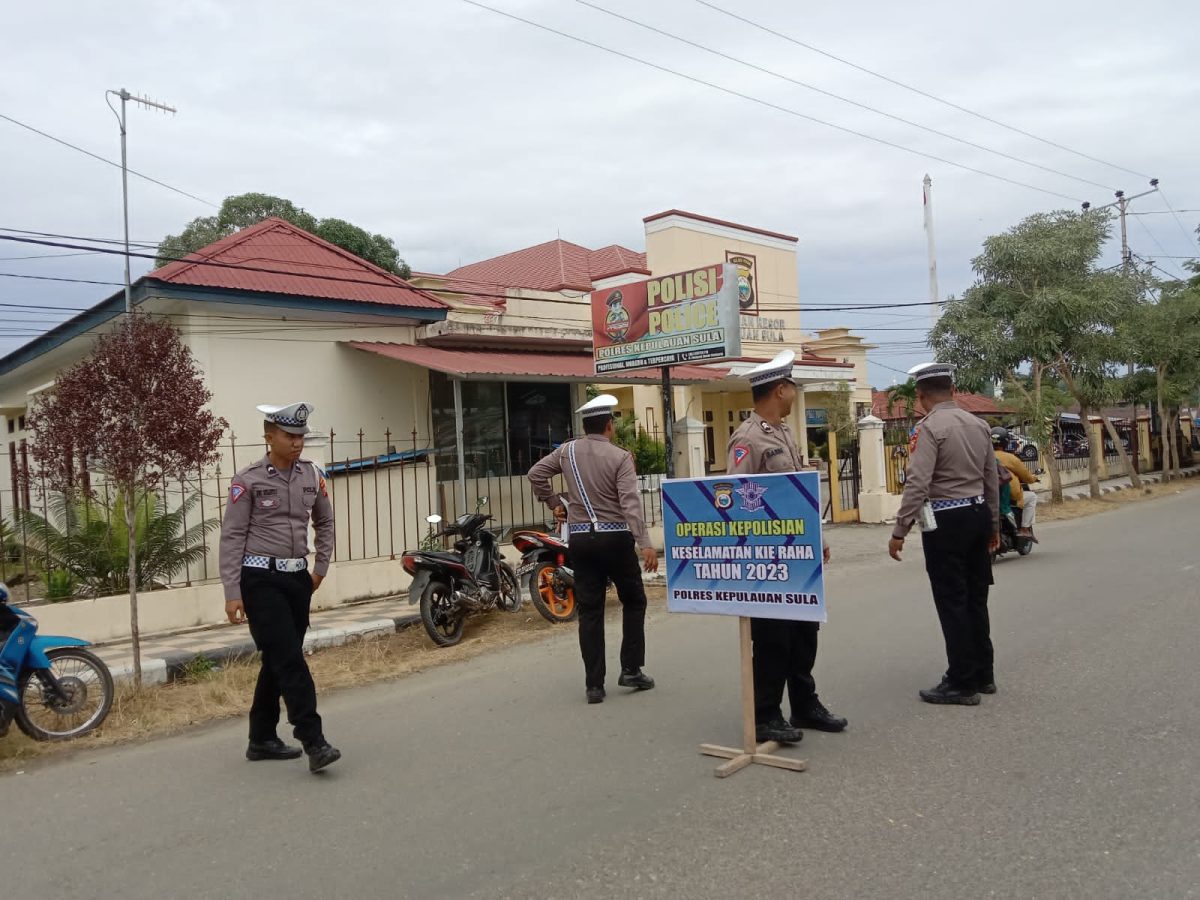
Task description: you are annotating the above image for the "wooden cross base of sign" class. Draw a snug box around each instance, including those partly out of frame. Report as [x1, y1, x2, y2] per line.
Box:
[698, 617, 807, 778]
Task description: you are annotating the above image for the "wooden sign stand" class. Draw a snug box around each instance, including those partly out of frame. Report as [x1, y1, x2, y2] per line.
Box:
[699, 617, 807, 778]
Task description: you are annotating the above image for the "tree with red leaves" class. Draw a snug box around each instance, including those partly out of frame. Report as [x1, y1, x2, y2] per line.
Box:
[27, 314, 226, 686]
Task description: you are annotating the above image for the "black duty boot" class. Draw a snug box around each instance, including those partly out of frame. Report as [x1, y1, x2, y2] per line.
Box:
[246, 737, 304, 761]
[586, 686, 606, 704]
[791, 700, 848, 733]
[305, 740, 342, 772]
[756, 718, 803, 744]
[919, 679, 981, 706]
[617, 668, 655, 691]
[977, 679, 998, 695]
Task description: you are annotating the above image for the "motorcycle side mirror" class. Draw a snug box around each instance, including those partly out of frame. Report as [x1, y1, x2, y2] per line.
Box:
[477, 496, 489, 508]
[426, 514, 442, 525]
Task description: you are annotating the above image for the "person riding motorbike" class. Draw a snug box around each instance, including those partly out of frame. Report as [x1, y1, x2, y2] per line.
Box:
[992, 427, 1038, 541]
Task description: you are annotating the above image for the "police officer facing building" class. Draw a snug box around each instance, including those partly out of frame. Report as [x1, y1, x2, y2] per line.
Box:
[726, 350, 846, 744]
[889, 364, 1000, 706]
[528, 394, 658, 705]
[220, 402, 340, 771]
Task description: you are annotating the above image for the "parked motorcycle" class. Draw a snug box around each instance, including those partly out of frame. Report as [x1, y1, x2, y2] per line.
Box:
[0, 583, 114, 741]
[993, 511, 1034, 561]
[512, 527, 576, 623]
[401, 498, 521, 647]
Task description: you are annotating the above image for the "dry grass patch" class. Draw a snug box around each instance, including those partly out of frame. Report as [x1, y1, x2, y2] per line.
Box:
[1, 587, 668, 774]
[1038, 475, 1200, 523]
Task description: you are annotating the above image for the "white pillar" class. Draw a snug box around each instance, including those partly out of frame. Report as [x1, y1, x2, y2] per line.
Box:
[856, 414, 901, 523]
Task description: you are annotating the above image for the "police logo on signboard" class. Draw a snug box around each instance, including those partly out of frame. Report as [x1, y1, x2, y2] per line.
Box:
[736, 480, 768, 512]
[726, 251, 757, 316]
[713, 482, 734, 510]
[603, 290, 630, 343]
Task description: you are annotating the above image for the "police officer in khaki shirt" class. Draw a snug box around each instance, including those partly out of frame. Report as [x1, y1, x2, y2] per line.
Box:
[889, 364, 1000, 706]
[528, 394, 658, 704]
[726, 351, 845, 744]
[220, 402, 340, 771]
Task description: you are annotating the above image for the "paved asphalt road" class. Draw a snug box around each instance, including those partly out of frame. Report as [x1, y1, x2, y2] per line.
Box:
[6, 492, 1199, 899]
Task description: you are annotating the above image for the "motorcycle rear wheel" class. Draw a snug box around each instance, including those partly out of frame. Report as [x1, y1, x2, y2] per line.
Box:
[419, 579, 465, 647]
[15, 647, 114, 742]
[529, 562, 577, 623]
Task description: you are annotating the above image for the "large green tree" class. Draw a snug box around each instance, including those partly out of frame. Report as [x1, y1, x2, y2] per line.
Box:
[156, 192, 411, 277]
[932, 209, 1138, 500]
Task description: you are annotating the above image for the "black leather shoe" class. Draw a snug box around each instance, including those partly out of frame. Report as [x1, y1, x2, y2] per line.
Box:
[919, 680, 981, 706]
[791, 701, 848, 732]
[756, 718, 803, 744]
[304, 741, 342, 772]
[586, 687, 606, 704]
[246, 738, 303, 761]
[978, 681, 997, 695]
[617, 668, 655, 690]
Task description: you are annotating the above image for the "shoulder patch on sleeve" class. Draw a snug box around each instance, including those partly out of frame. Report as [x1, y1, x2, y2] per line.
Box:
[230, 482, 247, 504]
[732, 445, 750, 466]
[907, 425, 921, 454]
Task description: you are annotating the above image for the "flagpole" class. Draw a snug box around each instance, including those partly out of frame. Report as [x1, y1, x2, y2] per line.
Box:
[923, 174, 940, 332]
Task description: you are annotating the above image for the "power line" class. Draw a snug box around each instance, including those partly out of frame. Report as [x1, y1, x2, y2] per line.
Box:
[1158, 188, 1199, 249]
[459, 0, 1084, 202]
[0, 272, 124, 286]
[693, 0, 1151, 181]
[577, 0, 1114, 192]
[0, 112, 217, 208]
[1132, 219, 1189, 279]
[1127, 209, 1200, 216]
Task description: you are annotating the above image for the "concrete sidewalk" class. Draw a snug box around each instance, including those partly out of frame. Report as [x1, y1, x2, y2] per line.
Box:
[1059, 464, 1199, 500]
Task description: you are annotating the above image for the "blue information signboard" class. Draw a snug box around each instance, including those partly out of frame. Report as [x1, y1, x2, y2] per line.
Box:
[662, 471, 825, 623]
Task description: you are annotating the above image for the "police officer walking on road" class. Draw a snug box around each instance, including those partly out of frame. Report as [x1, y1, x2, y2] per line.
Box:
[726, 350, 846, 744]
[889, 364, 1000, 706]
[220, 402, 340, 771]
[528, 394, 658, 704]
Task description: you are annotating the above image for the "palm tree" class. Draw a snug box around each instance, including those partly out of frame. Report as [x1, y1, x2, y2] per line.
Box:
[886, 379, 920, 427]
[15, 490, 218, 597]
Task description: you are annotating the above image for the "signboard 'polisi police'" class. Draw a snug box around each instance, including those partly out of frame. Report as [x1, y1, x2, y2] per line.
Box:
[590, 263, 742, 374]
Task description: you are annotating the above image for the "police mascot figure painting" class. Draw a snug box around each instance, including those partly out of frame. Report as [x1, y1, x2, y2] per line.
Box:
[220, 402, 341, 772]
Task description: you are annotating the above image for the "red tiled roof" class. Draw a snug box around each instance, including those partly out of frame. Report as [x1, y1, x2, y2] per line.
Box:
[347, 343, 725, 384]
[445, 239, 649, 293]
[149, 218, 445, 310]
[409, 273, 508, 311]
[872, 389, 1003, 420]
[643, 209, 799, 243]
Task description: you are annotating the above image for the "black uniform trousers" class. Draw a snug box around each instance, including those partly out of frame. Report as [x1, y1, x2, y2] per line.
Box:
[569, 531, 647, 689]
[920, 504, 995, 688]
[752, 618, 820, 725]
[241, 566, 324, 746]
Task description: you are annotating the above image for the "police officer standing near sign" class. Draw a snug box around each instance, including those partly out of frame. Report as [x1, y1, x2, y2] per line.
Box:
[726, 350, 846, 743]
[889, 363, 1000, 705]
[528, 394, 658, 704]
[220, 402, 340, 771]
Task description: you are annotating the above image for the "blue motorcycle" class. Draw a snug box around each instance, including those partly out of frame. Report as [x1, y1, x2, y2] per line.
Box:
[0, 583, 114, 741]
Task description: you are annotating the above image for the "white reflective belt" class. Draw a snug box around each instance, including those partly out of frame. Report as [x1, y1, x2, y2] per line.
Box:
[567, 442, 598, 526]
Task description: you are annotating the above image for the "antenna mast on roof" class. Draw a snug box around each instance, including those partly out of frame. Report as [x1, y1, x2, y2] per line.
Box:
[105, 88, 177, 313]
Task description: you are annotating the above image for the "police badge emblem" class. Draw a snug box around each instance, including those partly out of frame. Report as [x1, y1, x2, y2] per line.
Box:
[713, 482, 734, 510]
[736, 480, 768, 512]
[604, 290, 630, 343]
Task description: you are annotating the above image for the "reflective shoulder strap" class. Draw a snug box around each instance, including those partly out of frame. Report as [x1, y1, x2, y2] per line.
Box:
[567, 442, 598, 525]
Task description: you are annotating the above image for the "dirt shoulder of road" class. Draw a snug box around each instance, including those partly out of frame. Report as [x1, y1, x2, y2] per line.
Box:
[1038, 475, 1200, 523]
[0, 590, 670, 774]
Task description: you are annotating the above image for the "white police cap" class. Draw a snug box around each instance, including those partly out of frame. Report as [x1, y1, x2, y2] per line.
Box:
[745, 349, 796, 388]
[907, 362, 956, 384]
[257, 401, 314, 435]
[576, 394, 619, 419]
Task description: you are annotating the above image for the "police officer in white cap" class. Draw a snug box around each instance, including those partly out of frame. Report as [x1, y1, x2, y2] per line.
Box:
[727, 350, 845, 743]
[889, 363, 1000, 706]
[528, 394, 658, 704]
[220, 402, 340, 771]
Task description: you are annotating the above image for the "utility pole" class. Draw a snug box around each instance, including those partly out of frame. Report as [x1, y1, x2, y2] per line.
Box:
[105, 89, 177, 313]
[922, 174, 940, 331]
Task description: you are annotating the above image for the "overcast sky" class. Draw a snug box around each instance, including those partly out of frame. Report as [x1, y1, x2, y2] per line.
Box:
[2, 0, 1197, 386]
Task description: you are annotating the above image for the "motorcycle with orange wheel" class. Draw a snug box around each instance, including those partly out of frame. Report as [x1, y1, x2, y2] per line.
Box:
[511, 528, 577, 623]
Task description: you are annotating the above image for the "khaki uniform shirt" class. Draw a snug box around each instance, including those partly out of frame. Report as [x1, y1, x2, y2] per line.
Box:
[527, 434, 651, 550]
[726, 411, 806, 474]
[219, 456, 336, 601]
[894, 402, 999, 539]
[726, 411, 829, 552]
[994, 449, 1036, 508]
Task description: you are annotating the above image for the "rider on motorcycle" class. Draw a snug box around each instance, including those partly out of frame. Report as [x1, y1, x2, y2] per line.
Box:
[992, 427, 1039, 542]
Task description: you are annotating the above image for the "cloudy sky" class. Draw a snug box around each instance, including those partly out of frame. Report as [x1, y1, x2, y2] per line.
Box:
[2, 0, 1197, 385]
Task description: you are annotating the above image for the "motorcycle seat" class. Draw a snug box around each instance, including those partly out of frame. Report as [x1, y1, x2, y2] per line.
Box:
[413, 551, 463, 563]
